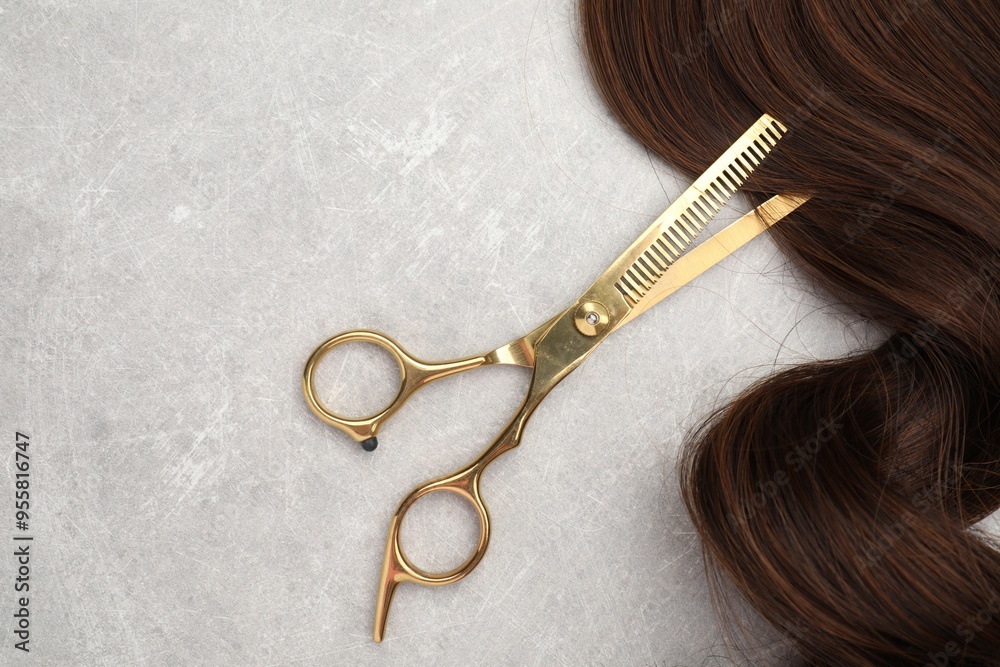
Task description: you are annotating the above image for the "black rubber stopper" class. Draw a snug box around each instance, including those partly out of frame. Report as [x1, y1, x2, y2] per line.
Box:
[360, 437, 378, 452]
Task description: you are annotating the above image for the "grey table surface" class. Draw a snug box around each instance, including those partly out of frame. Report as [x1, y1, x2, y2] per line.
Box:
[4, 1, 977, 665]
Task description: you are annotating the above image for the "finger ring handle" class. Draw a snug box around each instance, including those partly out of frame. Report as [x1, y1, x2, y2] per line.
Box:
[372, 466, 490, 642]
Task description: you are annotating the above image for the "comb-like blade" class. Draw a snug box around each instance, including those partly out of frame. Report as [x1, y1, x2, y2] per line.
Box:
[611, 115, 787, 306]
[616, 193, 810, 329]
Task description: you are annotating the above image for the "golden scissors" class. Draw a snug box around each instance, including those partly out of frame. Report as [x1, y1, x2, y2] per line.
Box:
[303, 115, 809, 642]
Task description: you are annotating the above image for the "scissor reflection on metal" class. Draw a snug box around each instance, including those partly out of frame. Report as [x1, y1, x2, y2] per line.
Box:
[303, 114, 809, 642]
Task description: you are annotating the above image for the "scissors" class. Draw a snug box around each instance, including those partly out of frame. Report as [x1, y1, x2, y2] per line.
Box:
[303, 114, 809, 642]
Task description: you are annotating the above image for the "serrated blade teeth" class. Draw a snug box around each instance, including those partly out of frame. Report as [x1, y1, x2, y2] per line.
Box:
[613, 114, 788, 305]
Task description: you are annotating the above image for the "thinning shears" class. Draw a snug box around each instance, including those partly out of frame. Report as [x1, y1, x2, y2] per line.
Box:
[303, 115, 808, 641]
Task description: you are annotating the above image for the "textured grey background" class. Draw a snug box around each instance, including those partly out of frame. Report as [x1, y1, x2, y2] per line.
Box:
[0, 1, 912, 665]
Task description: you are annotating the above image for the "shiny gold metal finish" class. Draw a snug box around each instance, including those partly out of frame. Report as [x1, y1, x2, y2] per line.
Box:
[574, 302, 610, 336]
[302, 321, 551, 444]
[301, 114, 811, 643]
[616, 193, 810, 329]
[607, 115, 788, 307]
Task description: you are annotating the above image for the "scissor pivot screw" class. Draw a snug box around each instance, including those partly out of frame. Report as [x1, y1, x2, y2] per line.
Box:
[574, 302, 609, 336]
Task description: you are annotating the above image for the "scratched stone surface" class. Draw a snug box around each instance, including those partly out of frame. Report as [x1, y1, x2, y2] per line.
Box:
[2, 1, 995, 665]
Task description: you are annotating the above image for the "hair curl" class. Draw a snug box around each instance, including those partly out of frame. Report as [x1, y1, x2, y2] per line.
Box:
[580, 1, 1000, 664]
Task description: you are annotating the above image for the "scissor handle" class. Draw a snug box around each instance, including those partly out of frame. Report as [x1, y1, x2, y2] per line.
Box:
[302, 330, 488, 450]
[373, 463, 489, 641]
[371, 393, 540, 642]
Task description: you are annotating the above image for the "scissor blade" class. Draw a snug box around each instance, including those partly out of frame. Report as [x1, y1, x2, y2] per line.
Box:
[519, 194, 808, 411]
[616, 194, 809, 329]
[602, 115, 788, 308]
